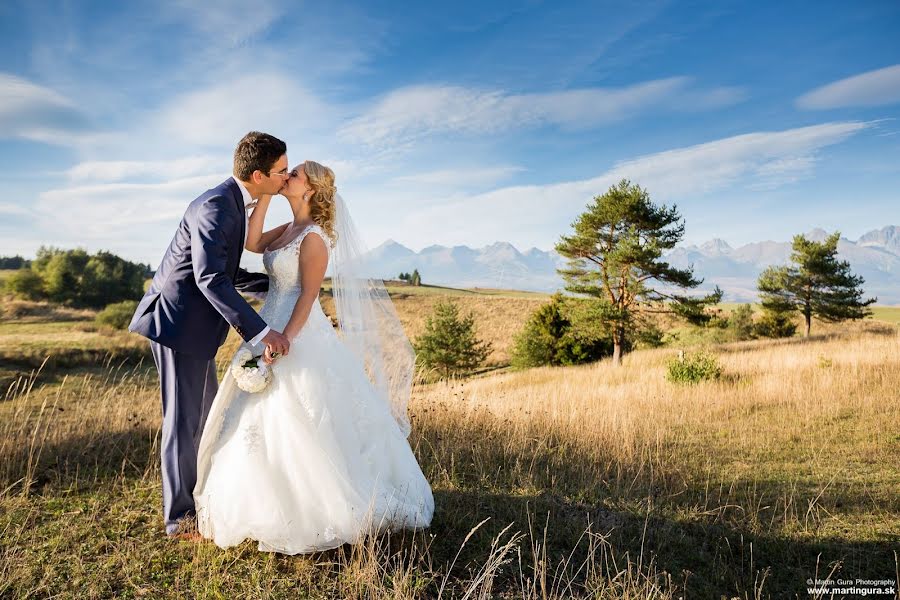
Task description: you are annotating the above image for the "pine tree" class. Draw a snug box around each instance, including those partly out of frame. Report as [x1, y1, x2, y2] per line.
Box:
[413, 300, 492, 378]
[555, 179, 722, 365]
[411, 269, 421, 286]
[757, 231, 875, 337]
[725, 303, 757, 341]
[511, 293, 611, 369]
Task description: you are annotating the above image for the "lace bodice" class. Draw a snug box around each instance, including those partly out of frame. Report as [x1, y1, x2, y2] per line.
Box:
[258, 224, 333, 336]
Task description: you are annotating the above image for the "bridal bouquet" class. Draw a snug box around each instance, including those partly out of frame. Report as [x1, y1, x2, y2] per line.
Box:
[231, 348, 273, 393]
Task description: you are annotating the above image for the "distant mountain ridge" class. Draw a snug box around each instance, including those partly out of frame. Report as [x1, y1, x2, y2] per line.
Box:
[363, 226, 900, 305]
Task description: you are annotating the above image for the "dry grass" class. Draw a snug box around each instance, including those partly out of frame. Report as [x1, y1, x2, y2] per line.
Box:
[318, 290, 542, 367]
[391, 294, 544, 366]
[1, 316, 897, 597]
[0, 297, 95, 322]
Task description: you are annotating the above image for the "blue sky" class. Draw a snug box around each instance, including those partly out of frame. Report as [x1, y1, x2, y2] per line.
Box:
[1, 0, 899, 267]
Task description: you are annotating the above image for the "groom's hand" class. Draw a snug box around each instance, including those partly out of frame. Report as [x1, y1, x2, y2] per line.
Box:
[261, 329, 290, 363]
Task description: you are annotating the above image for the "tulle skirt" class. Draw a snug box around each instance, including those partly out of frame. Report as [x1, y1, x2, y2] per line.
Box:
[193, 307, 434, 554]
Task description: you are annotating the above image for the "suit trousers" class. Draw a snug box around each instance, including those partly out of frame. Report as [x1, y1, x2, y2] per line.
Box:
[150, 341, 218, 535]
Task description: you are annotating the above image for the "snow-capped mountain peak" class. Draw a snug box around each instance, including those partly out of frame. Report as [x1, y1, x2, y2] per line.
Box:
[699, 238, 733, 255]
[362, 226, 899, 304]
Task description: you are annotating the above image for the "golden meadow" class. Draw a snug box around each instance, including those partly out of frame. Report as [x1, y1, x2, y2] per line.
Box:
[1, 281, 898, 598]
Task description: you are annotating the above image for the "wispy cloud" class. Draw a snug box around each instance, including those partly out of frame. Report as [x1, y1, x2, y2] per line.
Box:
[391, 165, 525, 188]
[0, 73, 88, 144]
[600, 121, 870, 196]
[164, 0, 286, 48]
[391, 121, 873, 249]
[340, 77, 746, 147]
[153, 72, 333, 148]
[65, 156, 224, 182]
[33, 175, 226, 246]
[796, 64, 900, 109]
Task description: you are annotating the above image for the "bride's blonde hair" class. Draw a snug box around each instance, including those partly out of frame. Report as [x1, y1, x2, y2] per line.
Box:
[303, 161, 337, 242]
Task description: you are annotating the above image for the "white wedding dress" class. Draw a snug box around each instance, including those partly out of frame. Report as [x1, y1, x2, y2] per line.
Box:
[194, 224, 434, 554]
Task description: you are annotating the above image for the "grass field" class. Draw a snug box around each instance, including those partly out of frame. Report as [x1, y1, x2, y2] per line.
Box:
[1, 315, 897, 597]
[1, 289, 898, 597]
[870, 305, 900, 324]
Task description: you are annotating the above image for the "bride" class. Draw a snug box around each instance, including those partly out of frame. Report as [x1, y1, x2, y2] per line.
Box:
[193, 160, 434, 554]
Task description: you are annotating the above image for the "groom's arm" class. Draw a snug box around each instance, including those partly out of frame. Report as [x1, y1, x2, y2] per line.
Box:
[234, 268, 269, 295]
[234, 268, 268, 303]
[190, 195, 269, 343]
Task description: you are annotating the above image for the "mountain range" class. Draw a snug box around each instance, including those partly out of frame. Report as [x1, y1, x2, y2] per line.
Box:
[363, 226, 900, 305]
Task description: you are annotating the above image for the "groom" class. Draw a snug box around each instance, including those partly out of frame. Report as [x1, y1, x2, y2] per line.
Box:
[129, 131, 292, 538]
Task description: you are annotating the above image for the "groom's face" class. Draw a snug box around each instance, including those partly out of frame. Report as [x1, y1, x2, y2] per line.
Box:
[258, 154, 289, 195]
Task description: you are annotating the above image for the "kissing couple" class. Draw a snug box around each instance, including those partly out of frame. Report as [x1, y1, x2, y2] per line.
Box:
[129, 131, 434, 553]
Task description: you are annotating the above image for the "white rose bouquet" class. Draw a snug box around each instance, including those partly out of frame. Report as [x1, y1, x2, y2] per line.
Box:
[230, 348, 273, 393]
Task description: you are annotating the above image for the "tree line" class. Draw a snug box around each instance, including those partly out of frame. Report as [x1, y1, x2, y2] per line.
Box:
[414, 179, 875, 378]
[0, 255, 30, 269]
[3, 247, 150, 309]
[398, 269, 422, 286]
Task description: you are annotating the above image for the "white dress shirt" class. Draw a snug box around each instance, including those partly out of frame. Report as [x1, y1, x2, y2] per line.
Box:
[231, 175, 271, 347]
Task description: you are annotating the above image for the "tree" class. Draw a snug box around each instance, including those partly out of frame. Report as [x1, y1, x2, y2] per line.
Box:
[80, 251, 146, 308]
[0, 255, 30, 269]
[413, 300, 492, 378]
[755, 306, 798, 338]
[757, 231, 875, 337]
[5, 268, 43, 300]
[511, 293, 612, 369]
[725, 303, 756, 342]
[398, 272, 410, 282]
[411, 269, 421, 286]
[555, 179, 722, 365]
[7, 246, 146, 308]
[39, 249, 89, 304]
[96, 300, 140, 329]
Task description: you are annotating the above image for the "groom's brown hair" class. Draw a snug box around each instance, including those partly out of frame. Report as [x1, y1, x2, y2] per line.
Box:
[233, 131, 287, 181]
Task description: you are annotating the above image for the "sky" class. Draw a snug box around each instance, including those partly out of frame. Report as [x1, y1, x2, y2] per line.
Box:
[1, 0, 899, 268]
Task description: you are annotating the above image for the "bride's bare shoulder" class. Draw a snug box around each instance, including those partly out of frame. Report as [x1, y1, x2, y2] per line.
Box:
[299, 228, 329, 254]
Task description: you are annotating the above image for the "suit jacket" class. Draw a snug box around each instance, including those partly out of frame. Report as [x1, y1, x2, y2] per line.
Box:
[129, 178, 268, 358]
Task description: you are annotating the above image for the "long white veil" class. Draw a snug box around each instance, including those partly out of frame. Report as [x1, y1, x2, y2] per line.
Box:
[330, 193, 415, 437]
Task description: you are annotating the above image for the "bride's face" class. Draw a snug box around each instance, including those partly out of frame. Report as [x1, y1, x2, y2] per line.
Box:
[284, 162, 312, 199]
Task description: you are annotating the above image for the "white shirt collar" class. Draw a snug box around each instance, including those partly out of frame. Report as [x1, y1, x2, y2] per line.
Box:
[231, 175, 254, 207]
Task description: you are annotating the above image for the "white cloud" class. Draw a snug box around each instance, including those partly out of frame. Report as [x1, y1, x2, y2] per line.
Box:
[340, 78, 746, 147]
[153, 72, 333, 148]
[796, 64, 900, 110]
[391, 165, 524, 188]
[6, 112, 877, 267]
[33, 175, 226, 248]
[0, 73, 87, 144]
[165, 0, 285, 48]
[0, 202, 33, 218]
[387, 121, 873, 250]
[65, 156, 224, 182]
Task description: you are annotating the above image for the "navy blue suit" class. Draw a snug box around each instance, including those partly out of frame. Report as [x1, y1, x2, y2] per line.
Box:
[130, 178, 268, 534]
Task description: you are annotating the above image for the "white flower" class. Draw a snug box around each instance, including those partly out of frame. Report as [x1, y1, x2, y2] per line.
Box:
[231, 348, 274, 393]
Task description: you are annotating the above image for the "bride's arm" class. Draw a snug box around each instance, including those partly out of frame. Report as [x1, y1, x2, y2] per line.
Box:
[282, 233, 329, 340]
[245, 194, 289, 253]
